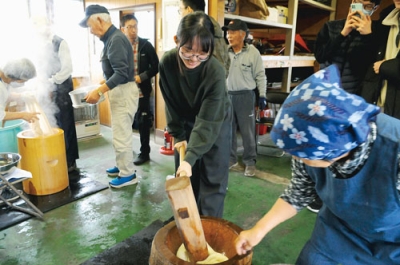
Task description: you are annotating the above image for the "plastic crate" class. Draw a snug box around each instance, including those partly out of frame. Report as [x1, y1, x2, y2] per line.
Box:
[0, 120, 25, 153]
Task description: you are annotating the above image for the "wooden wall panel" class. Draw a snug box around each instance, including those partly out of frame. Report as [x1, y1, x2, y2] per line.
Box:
[208, 0, 225, 26]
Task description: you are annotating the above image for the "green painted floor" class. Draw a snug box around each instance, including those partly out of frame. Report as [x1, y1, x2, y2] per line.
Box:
[0, 126, 316, 265]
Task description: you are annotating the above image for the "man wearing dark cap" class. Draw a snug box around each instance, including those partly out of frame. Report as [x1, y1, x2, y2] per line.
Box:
[79, 5, 140, 188]
[223, 19, 266, 177]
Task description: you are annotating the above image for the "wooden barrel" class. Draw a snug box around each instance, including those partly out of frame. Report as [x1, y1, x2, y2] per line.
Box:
[149, 216, 253, 265]
[17, 128, 69, 195]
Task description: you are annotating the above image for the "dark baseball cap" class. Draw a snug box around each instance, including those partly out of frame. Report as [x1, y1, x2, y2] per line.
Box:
[222, 19, 248, 31]
[79, 4, 109, 28]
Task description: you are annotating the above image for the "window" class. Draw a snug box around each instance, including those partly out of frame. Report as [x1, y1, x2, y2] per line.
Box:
[0, 0, 30, 63]
[52, 0, 89, 77]
[0, 0, 89, 78]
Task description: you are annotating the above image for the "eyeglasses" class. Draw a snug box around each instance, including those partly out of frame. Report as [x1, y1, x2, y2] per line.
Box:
[179, 47, 210, 62]
[362, 3, 375, 11]
[353, 0, 376, 11]
[124, 25, 137, 30]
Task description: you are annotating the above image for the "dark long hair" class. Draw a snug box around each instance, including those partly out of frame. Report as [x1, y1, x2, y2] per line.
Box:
[176, 11, 214, 74]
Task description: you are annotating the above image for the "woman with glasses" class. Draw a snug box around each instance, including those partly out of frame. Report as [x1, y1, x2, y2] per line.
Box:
[159, 11, 232, 218]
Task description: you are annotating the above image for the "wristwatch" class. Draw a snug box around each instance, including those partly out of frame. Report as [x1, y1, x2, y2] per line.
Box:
[97, 89, 103, 97]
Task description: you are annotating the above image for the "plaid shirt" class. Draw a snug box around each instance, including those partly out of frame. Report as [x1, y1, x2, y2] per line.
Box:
[281, 122, 400, 211]
[133, 39, 138, 75]
[132, 38, 143, 98]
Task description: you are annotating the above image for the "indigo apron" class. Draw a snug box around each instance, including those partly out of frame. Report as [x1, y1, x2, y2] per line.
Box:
[297, 114, 400, 265]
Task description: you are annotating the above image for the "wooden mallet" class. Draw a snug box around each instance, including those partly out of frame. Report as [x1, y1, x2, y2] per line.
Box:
[165, 145, 209, 262]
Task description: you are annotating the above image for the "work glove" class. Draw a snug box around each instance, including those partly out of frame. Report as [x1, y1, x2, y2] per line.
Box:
[259, 97, 267, 110]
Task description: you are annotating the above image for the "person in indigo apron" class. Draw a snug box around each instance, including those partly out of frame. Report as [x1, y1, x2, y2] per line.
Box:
[234, 64, 400, 265]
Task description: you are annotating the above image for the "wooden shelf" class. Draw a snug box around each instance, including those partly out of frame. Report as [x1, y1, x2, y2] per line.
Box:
[224, 13, 293, 29]
[299, 0, 335, 11]
[267, 0, 334, 11]
[289, 55, 316, 67]
[261, 55, 315, 68]
[223, 0, 335, 91]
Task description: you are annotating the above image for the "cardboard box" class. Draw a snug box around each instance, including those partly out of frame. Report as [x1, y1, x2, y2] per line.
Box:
[276, 5, 288, 24]
[267, 7, 278, 23]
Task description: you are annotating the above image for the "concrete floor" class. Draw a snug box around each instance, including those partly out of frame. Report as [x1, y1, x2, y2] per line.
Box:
[0, 126, 316, 265]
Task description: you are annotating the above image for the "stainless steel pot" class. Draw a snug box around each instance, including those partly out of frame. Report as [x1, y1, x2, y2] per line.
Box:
[0, 153, 21, 173]
[69, 85, 105, 108]
[73, 104, 98, 122]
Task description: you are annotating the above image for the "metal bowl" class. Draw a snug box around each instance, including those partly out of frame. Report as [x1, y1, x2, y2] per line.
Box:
[0, 153, 21, 173]
[69, 85, 105, 108]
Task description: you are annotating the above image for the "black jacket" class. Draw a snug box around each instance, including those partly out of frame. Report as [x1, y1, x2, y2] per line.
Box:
[360, 5, 400, 119]
[136, 37, 159, 98]
[314, 19, 377, 94]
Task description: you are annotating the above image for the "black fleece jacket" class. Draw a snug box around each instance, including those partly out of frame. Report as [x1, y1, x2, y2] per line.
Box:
[314, 19, 378, 95]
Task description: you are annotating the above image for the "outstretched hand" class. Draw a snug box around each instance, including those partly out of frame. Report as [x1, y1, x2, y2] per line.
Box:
[235, 228, 263, 255]
[22, 112, 40, 123]
[174, 140, 187, 152]
[177, 160, 192, 177]
[174, 140, 190, 177]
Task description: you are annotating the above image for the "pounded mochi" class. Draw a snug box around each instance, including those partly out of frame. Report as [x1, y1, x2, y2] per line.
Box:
[176, 243, 229, 264]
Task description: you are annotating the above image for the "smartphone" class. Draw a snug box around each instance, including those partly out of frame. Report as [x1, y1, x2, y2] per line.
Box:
[351, 3, 363, 13]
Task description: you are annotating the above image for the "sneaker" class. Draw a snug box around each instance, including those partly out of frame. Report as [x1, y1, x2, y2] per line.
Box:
[109, 172, 138, 188]
[229, 162, 243, 171]
[133, 153, 150, 165]
[106, 166, 120, 177]
[0, 188, 22, 204]
[229, 162, 238, 169]
[244, 165, 256, 177]
[307, 197, 323, 213]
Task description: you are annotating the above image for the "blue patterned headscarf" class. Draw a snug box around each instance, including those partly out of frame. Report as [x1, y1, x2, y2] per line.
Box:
[270, 65, 381, 160]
